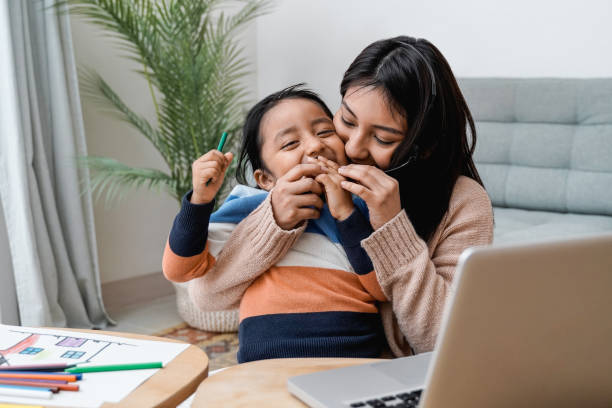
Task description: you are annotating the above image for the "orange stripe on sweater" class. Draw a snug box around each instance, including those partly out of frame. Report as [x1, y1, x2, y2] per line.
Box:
[358, 271, 388, 302]
[240, 266, 379, 320]
[162, 240, 216, 282]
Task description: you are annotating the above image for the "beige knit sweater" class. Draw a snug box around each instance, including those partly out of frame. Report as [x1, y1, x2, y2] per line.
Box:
[181, 175, 493, 356]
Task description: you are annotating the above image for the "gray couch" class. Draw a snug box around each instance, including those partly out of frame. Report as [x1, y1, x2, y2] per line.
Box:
[459, 78, 612, 244]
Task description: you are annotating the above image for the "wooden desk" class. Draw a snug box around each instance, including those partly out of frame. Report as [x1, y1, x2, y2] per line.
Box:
[51, 329, 209, 408]
[192, 358, 381, 407]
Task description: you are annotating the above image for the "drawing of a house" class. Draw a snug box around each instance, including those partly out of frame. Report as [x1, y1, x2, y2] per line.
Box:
[0, 329, 113, 366]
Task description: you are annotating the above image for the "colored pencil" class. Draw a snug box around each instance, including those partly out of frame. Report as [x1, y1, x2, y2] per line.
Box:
[0, 377, 67, 384]
[0, 379, 77, 392]
[2, 371, 82, 381]
[0, 372, 78, 382]
[217, 131, 228, 152]
[0, 384, 52, 399]
[205, 131, 229, 186]
[0, 404, 45, 408]
[0, 363, 75, 372]
[0, 384, 54, 392]
[0, 382, 59, 393]
[66, 361, 163, 373]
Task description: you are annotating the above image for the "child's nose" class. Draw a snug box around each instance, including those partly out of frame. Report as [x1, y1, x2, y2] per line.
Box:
[304, 134, 325, 158]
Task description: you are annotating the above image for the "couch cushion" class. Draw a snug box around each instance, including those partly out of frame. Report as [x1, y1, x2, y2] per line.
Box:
[458, 78, 612, 216]
[493, 207, 612, 245]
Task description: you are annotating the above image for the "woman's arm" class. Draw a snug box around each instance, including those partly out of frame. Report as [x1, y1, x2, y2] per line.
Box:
[188, 193, 306, 311]
[362, 178, 493, 354]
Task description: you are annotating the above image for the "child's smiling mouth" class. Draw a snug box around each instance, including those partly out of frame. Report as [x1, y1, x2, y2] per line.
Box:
[302, 151, 336, 166]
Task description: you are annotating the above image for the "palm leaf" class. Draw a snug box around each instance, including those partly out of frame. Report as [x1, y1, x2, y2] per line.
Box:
[80, 156, 178, 205]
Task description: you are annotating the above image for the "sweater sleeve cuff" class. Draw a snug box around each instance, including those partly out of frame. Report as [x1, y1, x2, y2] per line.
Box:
[243, 193, 306, 263]
[336, 208, 374, 275]
[336, 208, 374, 247]
[361, 210, 427, 282]
[168, 190, 215, 256]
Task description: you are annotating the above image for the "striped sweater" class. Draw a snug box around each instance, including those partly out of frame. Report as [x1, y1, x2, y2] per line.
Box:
[164, 176, 494, 356]
[163, 185, 387, 362]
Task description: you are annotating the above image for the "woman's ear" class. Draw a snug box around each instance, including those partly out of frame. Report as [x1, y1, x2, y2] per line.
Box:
[253, 169, 276, 191]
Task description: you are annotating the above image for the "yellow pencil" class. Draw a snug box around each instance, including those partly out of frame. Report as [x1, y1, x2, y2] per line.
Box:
[0, 404, 44, 408]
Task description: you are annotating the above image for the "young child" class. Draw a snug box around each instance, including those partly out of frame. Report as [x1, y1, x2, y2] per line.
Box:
[162, 85, 388, 363]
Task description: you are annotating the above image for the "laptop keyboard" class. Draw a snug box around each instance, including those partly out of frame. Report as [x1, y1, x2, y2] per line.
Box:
[349, 389, 422, 407]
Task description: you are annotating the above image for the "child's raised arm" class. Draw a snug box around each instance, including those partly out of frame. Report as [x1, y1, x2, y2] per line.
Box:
[162, 149, 233, 283]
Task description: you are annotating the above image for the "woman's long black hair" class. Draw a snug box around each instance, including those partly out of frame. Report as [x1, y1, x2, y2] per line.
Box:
[236, 83, 333, 185]
[340, 36, 483, 241]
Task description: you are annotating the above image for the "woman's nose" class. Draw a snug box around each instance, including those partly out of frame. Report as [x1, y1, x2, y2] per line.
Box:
[344, 131, 369, 161]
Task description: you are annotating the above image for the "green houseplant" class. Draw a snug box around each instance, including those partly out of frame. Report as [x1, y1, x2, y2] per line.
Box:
[61, 0, 270, 206]
[61, 0, 270, 332]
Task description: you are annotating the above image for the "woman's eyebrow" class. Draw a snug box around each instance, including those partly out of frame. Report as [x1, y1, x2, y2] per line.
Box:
[342, 101, 403, 135]
[372, 124, 404, 135]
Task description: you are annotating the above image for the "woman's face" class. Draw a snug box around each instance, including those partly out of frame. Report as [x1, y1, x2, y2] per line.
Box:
[333, 86, 407, 170]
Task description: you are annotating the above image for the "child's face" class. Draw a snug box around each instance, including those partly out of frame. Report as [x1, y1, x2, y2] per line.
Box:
[254, 98, 348, 190]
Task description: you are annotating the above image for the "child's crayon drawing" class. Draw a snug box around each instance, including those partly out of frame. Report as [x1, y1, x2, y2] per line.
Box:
[0, 328, 135, 367]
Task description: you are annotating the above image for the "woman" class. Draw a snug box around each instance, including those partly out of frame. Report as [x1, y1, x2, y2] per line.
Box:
[326, 36, 493, 354]
[180, 35, 493, 356]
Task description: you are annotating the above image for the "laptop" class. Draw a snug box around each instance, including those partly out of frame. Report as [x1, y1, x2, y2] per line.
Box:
[288, 234, 612, 408]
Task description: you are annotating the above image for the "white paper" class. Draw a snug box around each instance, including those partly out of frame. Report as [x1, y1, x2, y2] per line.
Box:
[0, 325, 190, 407]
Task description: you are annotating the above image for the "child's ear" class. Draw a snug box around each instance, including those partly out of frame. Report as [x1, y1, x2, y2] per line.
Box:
[253, 169, 276, 191]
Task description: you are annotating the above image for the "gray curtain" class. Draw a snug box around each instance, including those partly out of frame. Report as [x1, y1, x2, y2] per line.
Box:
[0, 209, 19, 325]
[0, 0, 111, 328]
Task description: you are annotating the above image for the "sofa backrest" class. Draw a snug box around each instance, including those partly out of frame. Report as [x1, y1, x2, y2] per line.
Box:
[458, 78, 612, 216]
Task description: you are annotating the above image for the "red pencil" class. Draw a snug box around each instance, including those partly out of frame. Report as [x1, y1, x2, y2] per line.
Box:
[0, 378, 79, 391]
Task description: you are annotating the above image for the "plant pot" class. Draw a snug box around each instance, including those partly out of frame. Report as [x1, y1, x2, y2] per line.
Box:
[172, 281, 239, 332]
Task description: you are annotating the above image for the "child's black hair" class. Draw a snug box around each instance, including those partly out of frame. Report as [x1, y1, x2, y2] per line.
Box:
[236, 83, 333, 185]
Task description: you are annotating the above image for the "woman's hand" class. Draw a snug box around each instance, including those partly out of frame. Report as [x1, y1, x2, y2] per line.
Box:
[270, 164, 325, 230]
[191, 150, 234, 204]
[338, 164, 402, 230]
[313, 156, 354, 221]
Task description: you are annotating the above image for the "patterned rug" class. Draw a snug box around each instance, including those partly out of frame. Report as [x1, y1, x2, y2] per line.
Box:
[154, 323, 238, 372]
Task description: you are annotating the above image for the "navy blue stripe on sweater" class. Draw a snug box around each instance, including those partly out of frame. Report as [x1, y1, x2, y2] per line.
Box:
[336, 208, 374, 275]
[168, 190, 215, 257]
[237, 311, 385, 363]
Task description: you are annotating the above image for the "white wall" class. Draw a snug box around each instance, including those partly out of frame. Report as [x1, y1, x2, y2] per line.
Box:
[256, 0, 612, 109]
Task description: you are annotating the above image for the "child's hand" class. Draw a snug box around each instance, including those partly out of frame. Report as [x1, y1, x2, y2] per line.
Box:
[313, 156, 354, 221]
[191, 150, 234, 204]
[270, 164, 325, 230]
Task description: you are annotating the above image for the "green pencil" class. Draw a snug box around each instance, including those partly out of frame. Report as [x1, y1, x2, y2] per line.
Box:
[217, 131, 228, 152]
[64, 362, 163, 374]
[205, 131, 229, 186]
